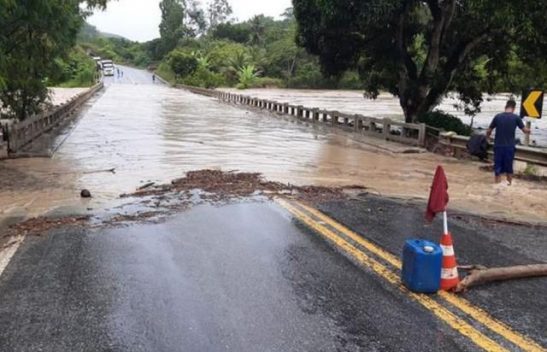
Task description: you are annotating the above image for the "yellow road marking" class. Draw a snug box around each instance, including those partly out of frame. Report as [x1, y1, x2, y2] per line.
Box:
[277, 199, 507, 351]
[292, 201, 545, 352]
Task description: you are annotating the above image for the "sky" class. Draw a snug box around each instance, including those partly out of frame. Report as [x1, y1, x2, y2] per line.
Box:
[88, 0, 292, 42]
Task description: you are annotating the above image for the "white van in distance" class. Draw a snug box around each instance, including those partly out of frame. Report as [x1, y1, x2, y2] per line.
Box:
[101, 60, 115, 76]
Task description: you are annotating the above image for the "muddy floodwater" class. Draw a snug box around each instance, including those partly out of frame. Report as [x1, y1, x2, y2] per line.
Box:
[222, 88, 547, 147]
[2, 68, 547, 224]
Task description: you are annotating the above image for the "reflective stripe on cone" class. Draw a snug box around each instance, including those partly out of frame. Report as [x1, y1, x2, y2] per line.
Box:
[440, 232, 459, 291]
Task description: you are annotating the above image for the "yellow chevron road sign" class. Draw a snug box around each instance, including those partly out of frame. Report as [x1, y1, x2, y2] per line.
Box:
[520, 90, 543, 119]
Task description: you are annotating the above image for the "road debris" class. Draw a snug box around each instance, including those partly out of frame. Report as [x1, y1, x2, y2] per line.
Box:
[138, 182, 155, 190]
[122, 169, 360, 204]
[83, 168, 116, 174]
[3, 215, 91, 239]
[456, 264, 547, 292]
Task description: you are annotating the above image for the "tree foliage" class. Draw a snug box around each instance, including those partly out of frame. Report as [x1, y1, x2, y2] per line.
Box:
[0, 0, 107, 120]
[152, 7, 352, 90]
[207, 0, 233, 29]
[211, 22, 250, 43]
[293, 0, 547, 122]
[168, 50, 199, 78]
[186, 0, 208, 37]
[159, 0, 186, 56]
[236, 65, 259, 89]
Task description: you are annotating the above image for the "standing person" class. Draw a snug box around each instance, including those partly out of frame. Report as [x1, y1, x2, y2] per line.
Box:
[152, 74, 156, 83]
[486, 100, 531, 185]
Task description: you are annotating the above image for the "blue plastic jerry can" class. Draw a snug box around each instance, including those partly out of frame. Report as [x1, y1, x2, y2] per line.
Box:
[401, 239, 442, 293]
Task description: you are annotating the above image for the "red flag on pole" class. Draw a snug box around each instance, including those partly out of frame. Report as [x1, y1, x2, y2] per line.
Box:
[425, 165, 449, 222]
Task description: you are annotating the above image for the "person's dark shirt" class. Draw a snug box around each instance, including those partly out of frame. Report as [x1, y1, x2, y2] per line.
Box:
[489, 112, 524, 147]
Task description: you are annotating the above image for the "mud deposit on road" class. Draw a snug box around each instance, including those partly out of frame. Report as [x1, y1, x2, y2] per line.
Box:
[2, 170, 358, 245]
[1, 215, 91, 250]
[123, 169, 356, 203]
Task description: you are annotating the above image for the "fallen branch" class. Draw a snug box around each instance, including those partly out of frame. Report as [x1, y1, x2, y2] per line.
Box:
[455, 264, 547, 292]
[83, 168, 116, 174]
[138, 182, 155, 190]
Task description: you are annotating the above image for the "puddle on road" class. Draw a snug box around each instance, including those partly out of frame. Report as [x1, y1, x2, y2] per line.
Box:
[2, 84, 547, 224]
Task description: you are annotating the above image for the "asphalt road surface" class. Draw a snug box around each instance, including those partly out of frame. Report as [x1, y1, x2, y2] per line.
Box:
[0, 197, 545, 352]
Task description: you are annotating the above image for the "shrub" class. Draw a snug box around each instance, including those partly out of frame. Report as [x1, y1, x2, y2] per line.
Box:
[50, 46, 98, 87]
[253, 77, 283, 88]
[184, 66, 225, 88]
[236, 65, 259, 89]
[156, 61, 176, 84]
[168, 50, 199, 79]
[417, 111, 473, 136]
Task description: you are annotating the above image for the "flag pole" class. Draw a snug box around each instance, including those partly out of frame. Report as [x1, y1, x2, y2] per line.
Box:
[443, 211, 448, 235]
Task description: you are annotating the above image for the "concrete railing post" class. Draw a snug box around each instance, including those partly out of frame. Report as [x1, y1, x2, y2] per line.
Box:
[332, 111, 339, 125]
[313, 109, 320, 122]
[383, 119, 392, 140]
[354, 115, 363, 132]
[418, 123, 426, 147]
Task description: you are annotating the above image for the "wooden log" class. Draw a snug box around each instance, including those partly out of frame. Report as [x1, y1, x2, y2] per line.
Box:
[455, 264, 547, 292]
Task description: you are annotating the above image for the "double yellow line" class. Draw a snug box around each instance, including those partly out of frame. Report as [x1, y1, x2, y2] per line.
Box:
[276, 198, 544, 352]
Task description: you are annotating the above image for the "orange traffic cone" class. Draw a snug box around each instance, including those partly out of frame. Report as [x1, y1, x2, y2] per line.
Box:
[440, 232, 459, 291]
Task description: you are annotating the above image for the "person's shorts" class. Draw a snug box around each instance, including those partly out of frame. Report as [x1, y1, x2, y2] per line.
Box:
[494, 146, 516, 176]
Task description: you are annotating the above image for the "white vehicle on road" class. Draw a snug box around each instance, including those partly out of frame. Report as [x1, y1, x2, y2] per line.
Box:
[101, 60, 115, 76]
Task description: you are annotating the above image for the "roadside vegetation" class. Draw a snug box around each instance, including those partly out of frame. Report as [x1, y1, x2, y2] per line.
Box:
[48, 46, 99, 88]
[0, 0, 107, 121]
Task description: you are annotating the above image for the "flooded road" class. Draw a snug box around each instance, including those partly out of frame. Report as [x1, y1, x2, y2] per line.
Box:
[222, 88, 547, 146]
[2, 66, 547, 223]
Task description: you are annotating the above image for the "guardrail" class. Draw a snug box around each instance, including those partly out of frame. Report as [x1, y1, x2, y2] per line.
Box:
[439, 134, 547, 167]
[176, 85, 427, 147]
[4, 82, 103, 154]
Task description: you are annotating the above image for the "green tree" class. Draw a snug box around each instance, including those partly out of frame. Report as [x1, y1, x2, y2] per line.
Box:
[248, 15, 266, 46]
[186, 0, 208, 36]
[0, 0, 107, 120]
[159, 0, 186, 56]
[207, 0, 232, 29]
[211, 22, 250, 43]
[293, 0, 547, 122]
[266, 23, 305, 86]
[168, 50, 199, 79]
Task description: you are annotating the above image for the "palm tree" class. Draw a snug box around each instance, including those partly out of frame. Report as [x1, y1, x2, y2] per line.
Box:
[237, 65, 260, 89]
[220, 49, 251, 83]
[248, 15, 266, 46]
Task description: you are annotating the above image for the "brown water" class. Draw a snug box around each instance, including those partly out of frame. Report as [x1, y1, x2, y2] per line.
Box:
[2, 68, 547, 224]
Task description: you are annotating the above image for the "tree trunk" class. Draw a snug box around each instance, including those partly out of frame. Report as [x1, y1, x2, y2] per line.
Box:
[400, 85, 431, 123]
